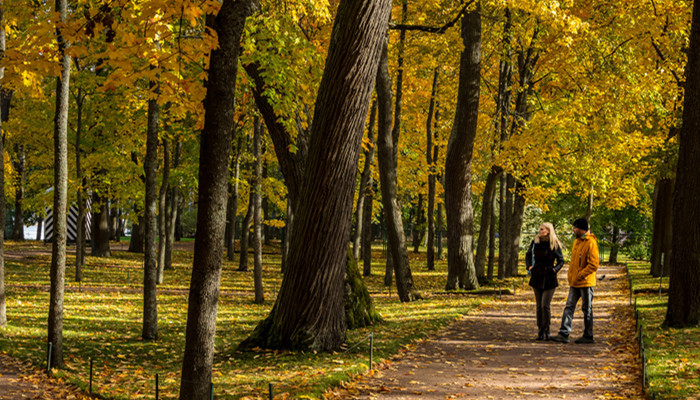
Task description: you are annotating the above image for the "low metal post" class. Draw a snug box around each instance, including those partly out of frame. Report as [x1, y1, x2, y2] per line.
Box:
[47, 342, 53, 375]
[369, 333, 374, 371]
[210, 382, 214, 400]
[156, 374, 159, 400]
[269, 382, 274, 400]
[89, 358, 93, 394]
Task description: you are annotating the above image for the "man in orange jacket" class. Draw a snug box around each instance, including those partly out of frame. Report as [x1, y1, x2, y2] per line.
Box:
[550, 218, 599, 344]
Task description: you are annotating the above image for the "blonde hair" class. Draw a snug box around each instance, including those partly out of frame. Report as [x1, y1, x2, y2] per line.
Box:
[534, 222, 562, 251]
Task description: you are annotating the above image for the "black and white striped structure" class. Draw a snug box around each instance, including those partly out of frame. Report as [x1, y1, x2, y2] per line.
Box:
[44, 202, 92, 243]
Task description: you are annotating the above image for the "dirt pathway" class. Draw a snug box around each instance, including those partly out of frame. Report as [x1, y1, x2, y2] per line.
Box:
[0, 353, 92, 399]
[341, 264, 644, 399]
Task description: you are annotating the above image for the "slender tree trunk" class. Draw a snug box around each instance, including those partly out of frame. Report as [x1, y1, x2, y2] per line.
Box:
[665, 0, 700, 327]
[262, 163, 270, 246]
[175, 203, 182, 241]
[227, 137, 241, 262]
[36, 218, 43, 241]
[437, 194, 444, 260]
[253, 118, 264, 304]
[585, 189, 594, 222]
[47, 0, 71, 368]
[129, 213, 145, 253]
[413, 195, 424, 253]
[362, 179, 374, 276]
[142, 79, 159, 341]
[75, 90, 85, 281]
[376, 39, 420, 302]
[426, 68, 439, 271]
[353, 100, 377, 262]
[157, 138, 170, 284]
[12, 144, 25, 241]
[608, 224, 620, 264]
[0, 7, 7, 327]
[475, 168, 499, 278]
[91, 192, 111, 257]
[179, 1, 257, 397]
[487, 185, 497, 280]
[444, 3, 481, 291]
[508, 180, 526, 276]
[238, 188, 254, 272]
[239, 0, 390, 350]
[651, 178, 673, 276]
[498, 174, 510, 279]
[165, 140, 181, 270]
[281, 199, 292, 274]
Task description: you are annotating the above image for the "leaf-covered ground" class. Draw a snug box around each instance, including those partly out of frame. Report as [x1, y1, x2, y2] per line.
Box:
[0, 240, 488, 399]
[628, 262, 700, 400]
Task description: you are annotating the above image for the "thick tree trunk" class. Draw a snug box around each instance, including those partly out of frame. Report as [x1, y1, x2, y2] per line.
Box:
[238, 189, 254, 272]
[361, 180, 374, 276]
[426, 68, 439, 271]
[226, 137, 241, 262]
[142, 82, 159, 341]
[157, 138, 170, 284]
[47, 0, 70, 368]
[280, 200, 292, 274]
[376, 39, 420, 302]
[179, 1, 256, 398]
[345, 247, 382, 329]
[12, 144, 25, 241]
[253, 117, 264, 304]
[353, 100, 377, 262]
[91, 192, 111, 257]
[665, 0, 700, 327]
[444, 3, 481, 291]
[239, 0, 390, 350]
[129, 213, 145, 253]
[475, 168, 499, 278]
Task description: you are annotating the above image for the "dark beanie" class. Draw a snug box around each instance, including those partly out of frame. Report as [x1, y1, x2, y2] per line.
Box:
[573, 218, 589, 231]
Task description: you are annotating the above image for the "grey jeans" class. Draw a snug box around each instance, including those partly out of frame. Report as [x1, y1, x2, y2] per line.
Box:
[558, 286, 594, 338]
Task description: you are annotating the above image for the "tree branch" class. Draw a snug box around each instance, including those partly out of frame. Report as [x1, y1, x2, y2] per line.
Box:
[388, 0, 475, 34]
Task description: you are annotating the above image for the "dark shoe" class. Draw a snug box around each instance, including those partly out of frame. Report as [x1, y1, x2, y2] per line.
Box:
[543, 332, 550, 341]
[574, 336, 595, 344]
[536, 332, 545, 341]
[549, 334, 570, 343]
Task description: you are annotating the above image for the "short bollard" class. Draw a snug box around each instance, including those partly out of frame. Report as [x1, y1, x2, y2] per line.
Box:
[47, 342, 53, 375]
[269, 382, 274, 399]
[156, 373, 159, 400]
[89, 358, 93, 394]
[369, 333, 374, 371]
[210, 382, 214, 400]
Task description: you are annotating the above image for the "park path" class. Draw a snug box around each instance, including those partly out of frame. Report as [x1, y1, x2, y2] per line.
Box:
[338, 264, 645, 400]
[0, 353, 92, 400]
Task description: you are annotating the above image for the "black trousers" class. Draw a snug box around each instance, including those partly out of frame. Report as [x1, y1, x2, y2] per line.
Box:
[533, 287, 556, 333]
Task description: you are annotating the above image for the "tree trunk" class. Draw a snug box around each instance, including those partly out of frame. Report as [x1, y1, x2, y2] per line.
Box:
[109, 203, 119, 241]
[475, 168, 499, 278]
[651, 178, 673, 277]
[0, 11, 7, 327]
[238, 188, 254, 272]
[376, 39, 420, 302]
[253, 117, 264, 304]
[75, 90, 85, 281]
[226, 136, 241, 262]
[281, 199, 292, 274]
[444, 3, 481, 291]
[165, 140, 182, 270]
[12, 144, 25, 241]
[47, 0, 71, 368]
[129, 213, 145, 253]
[345, 247, 382, 329]
[585, 189, 594, 223]
[353, 100, 377, 262]
[487, 185, 497, 280]
[157, 138, 170, 284]
[36, 218, 43, 241]
[665, 0, 700, 327]
[175, 203, 182, 241]
[142, 80, 159, 341]
[361, 179, 374, 276]
[608, 224, 620, 264]
[426, 68, 439, 271]
[262, 163, 270, 246]
[498, 174, 510, 279]
[239, 0, 390, 351]
[91, 192, 111, 257]
[437, 198, 443, 260]
[413, 195, 424, 253]
[508, 180, 526, 277]
[178, 1, 256, 398]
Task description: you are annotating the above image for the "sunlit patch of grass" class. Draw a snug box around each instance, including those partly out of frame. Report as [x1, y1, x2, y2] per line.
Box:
[1, 240, 520, 399]
[628, 261, 700, 399]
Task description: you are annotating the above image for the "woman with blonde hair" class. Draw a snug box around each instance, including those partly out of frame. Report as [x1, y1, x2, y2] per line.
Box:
[525, 222, 565, 340]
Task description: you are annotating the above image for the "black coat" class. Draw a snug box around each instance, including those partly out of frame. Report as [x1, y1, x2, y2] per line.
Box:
[525, 240, 565, 290]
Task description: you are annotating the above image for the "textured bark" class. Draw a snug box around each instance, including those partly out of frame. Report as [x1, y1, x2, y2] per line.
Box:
[157, 138, 170, 284]
[651, 178, 673, 277]
[353, 100, 377, 262]
[47, 0, 71, 368]
[361, 180, 374, 276]
[142, 84, 159, 341]
[426, 68, 439, 271]
[91, 192, 111, 257]
[487, 183, 497, 280]
[444, 3, 481, 291]
[665, 0, 700, 327]
[376, 40, 420, 302]
[253, 117, 264, 304]
[344, 248, 382, 329]
[497, 174, 510, 279]
[412, 195, 424, 253]
[238, 188, 254, 272]
[226, 137, 240, 262]
[475, 168, 500, 278]
[280, 200, 292, 274]
[11, 144, 25, 241]
[129, 213, 145, 253]
[179, 0, 257, 398]
[436, 199, 443, 260]
[508, 180, 526, 277]
[239, 0, 391, 350]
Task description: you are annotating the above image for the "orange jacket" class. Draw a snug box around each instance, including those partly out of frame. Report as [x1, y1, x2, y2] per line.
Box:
[567, 233, 599, 288]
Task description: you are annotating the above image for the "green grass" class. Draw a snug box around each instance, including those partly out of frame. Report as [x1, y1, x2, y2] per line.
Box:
[0, 240, 506, 399]
[628, 261, 700, 399]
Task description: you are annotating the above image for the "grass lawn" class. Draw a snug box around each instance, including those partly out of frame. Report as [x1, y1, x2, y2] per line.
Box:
[0, 240, 514, 399]
[627, 261, 700, 399]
